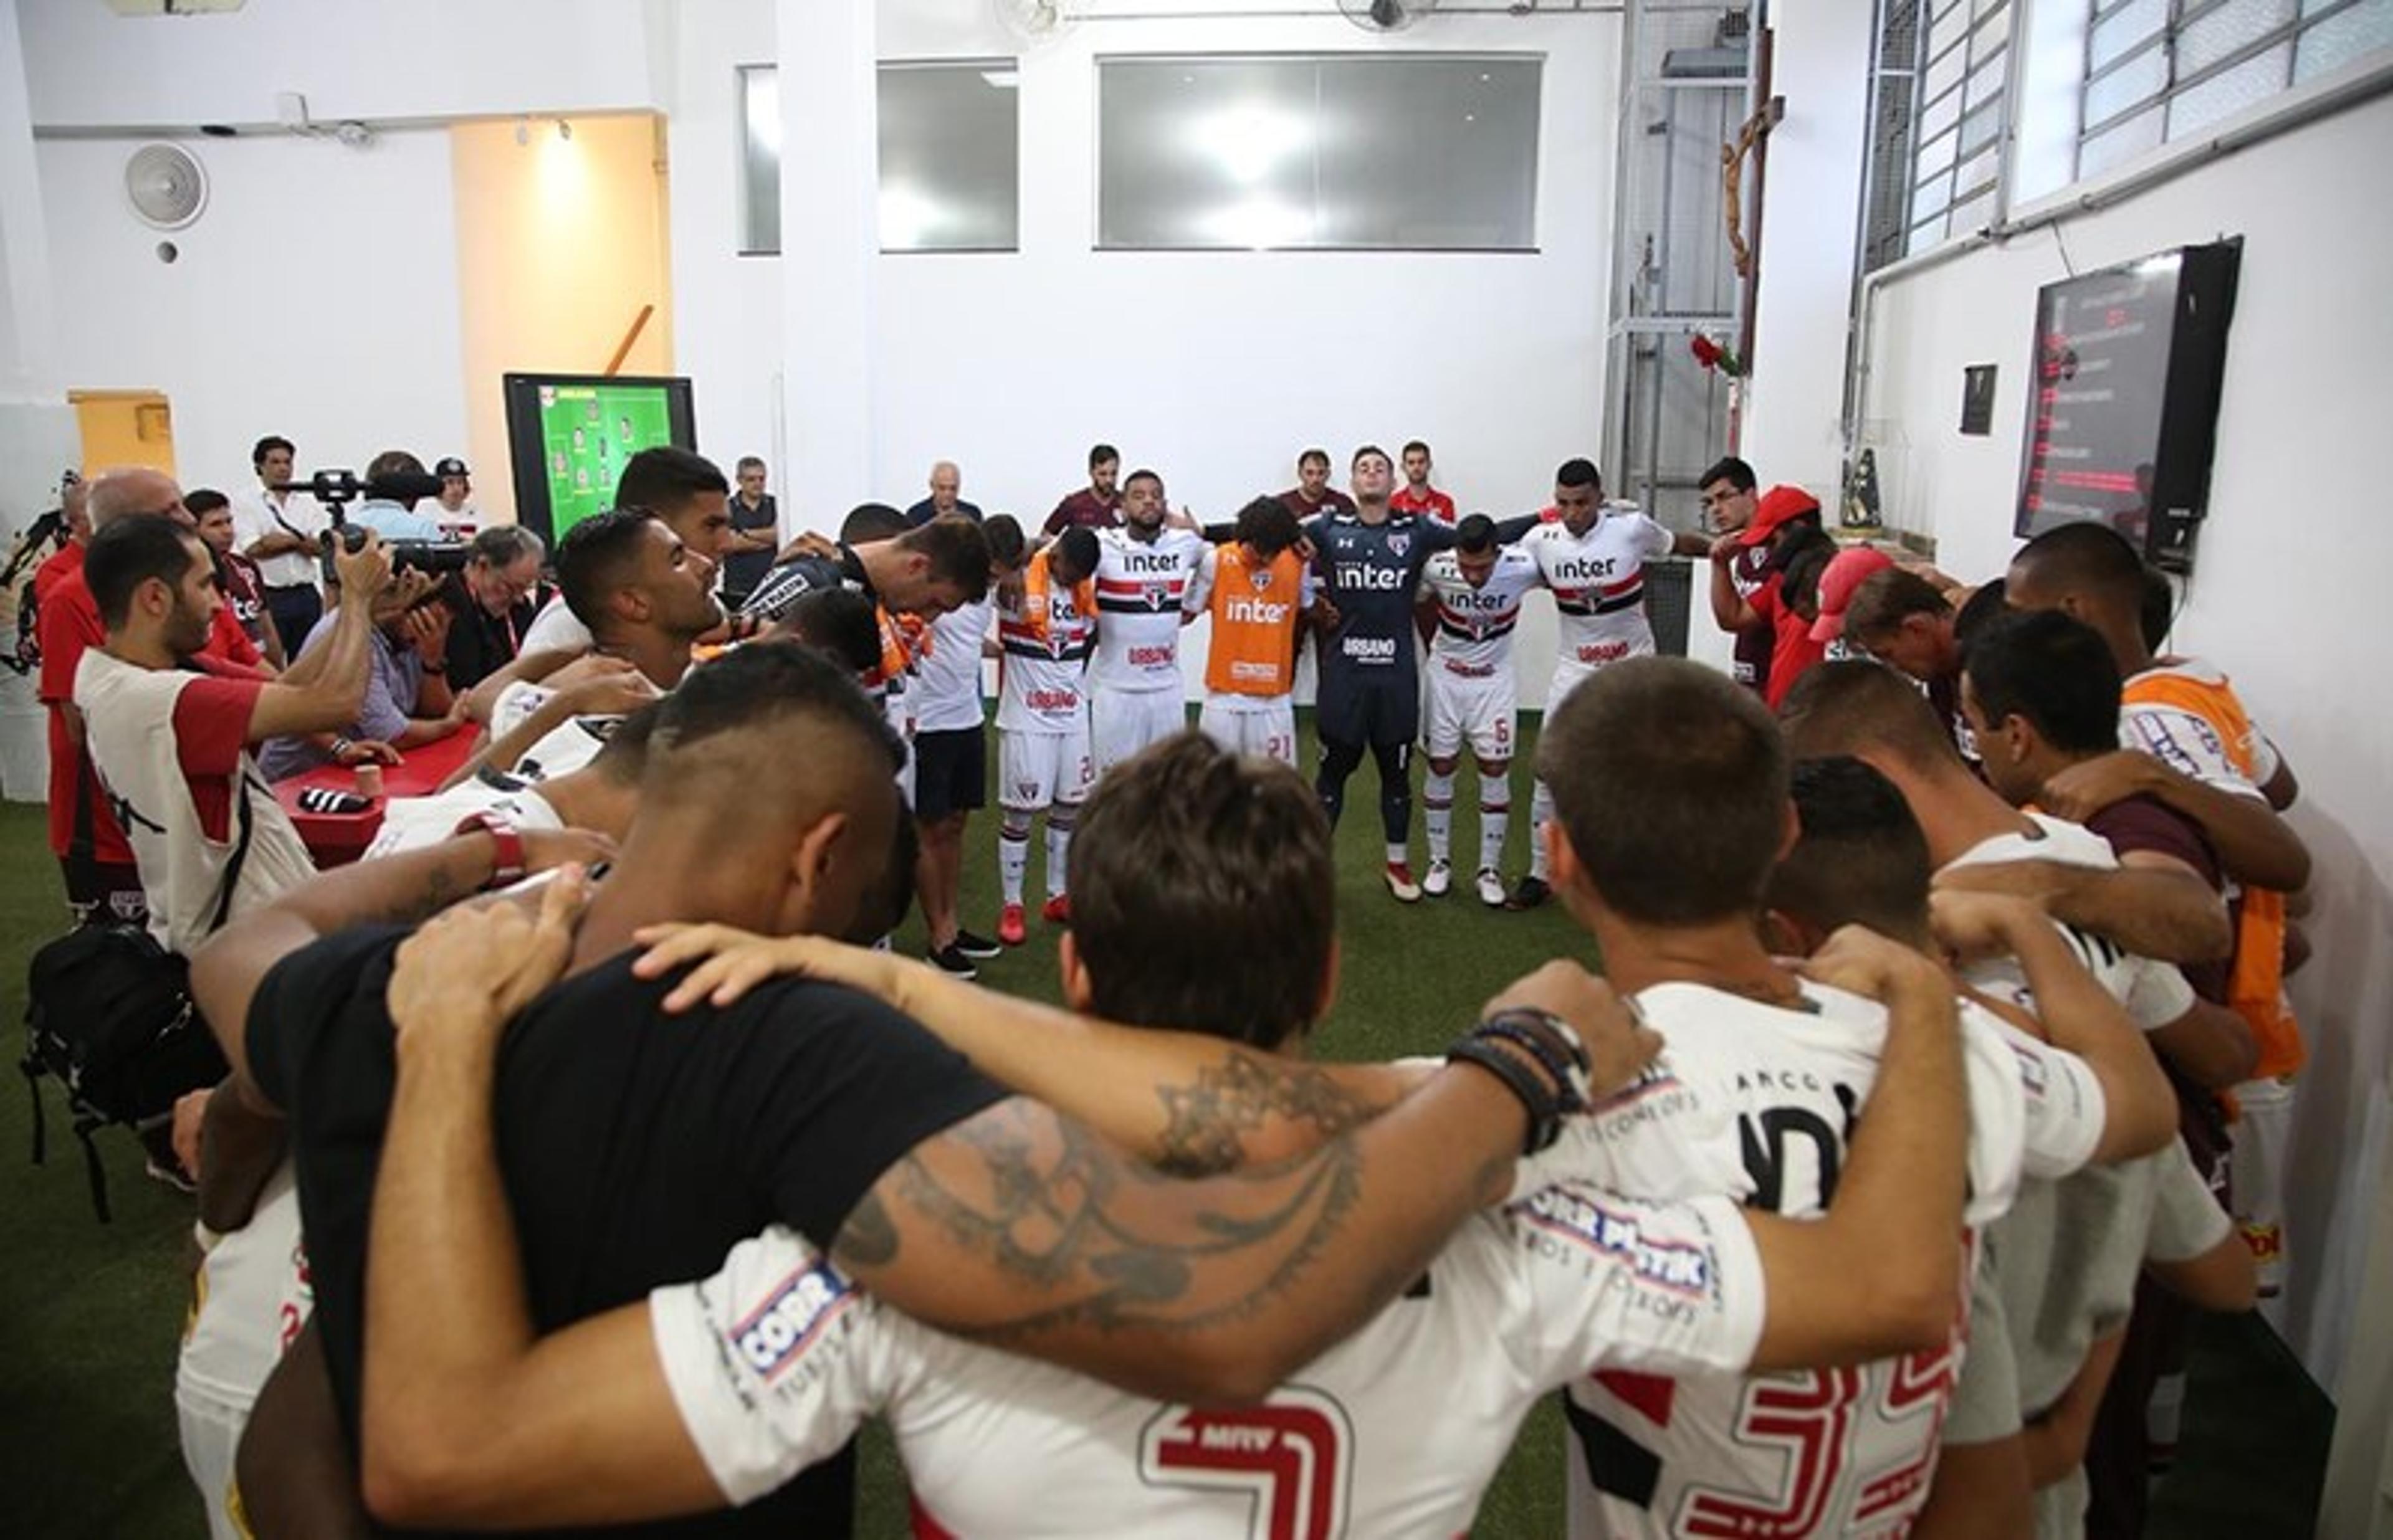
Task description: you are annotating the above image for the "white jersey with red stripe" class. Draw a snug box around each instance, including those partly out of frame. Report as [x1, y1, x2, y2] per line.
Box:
[1418, 546, 1544, 676]
[1524, 507, 1675, 671]
[1091, 528, 1211, 693]
[1510, 979, 2107, 1540]
[651, 1181, 1773, 1539]
[995, 582, 1095, 734]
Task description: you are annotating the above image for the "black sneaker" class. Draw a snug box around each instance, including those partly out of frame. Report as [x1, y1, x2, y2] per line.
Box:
[929, 944, 978, 980]
[952, 929, 1003, 960]
[1504, 875, 1552, 911]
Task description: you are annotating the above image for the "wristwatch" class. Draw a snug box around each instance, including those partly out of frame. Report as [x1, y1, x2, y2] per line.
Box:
[456, 812, 527, 890]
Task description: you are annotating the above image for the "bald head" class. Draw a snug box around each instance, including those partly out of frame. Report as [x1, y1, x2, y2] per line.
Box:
[926, 460, 962, 514]
[87, 467, 188, 531]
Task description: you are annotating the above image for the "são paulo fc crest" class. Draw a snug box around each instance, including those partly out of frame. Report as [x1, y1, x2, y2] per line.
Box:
[1387, 533, 1411, 558]
[1249, 568, 1275, 593]
[1145, 584, 1170, 611]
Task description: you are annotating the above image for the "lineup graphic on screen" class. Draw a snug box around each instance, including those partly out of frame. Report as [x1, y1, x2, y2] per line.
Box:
[535, 383, 677, 536]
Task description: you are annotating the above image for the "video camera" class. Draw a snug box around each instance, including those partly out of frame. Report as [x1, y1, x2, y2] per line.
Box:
[277, 469, 472, 584]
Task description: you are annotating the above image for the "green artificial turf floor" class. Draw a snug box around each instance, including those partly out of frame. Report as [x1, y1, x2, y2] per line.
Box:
[0, 711, 2331, 1535]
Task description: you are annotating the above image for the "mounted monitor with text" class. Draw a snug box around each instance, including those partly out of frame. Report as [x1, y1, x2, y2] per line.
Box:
[2015, 240, 2240, 573]
[503, 373, 698, 544]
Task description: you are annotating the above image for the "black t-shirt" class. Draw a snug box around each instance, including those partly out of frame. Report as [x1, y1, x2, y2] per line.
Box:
[436, 574, 541, 690]
[247, 924, 1006, 1539]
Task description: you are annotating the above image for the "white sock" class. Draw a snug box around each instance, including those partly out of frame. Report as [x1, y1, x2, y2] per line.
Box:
[1046, 806, 1076, 899]
[1423, 771, 1456, 863]
[1528, 778, 1554, 882]
[999, 813, 1030, 905]
[1385, 842, 1408, 867]
[1480, 791, 1510, 874]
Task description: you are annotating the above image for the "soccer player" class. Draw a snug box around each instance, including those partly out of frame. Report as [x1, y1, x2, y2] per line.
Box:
[1043, 442, 1123, 535]
[1279, 446, 1358, 518]
[1415, 513, 1541, 905]
[1194, 496, 1309, 764]
[2004, 521, 2309, 1305]
[1306, 447, 1534, 901]
[1506, 459, 1709, 910]
[993, 526, 1099, 945]
[912, 517, 1025, 978]
[349, 730, 1979, 1536]
[1697, 455, 1774, 695]
[1390, 438, 1458, 524]
[1088, 469, 1209, 774]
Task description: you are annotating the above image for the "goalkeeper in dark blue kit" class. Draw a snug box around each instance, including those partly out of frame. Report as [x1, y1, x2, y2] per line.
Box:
[1304, 447, 1535, 903]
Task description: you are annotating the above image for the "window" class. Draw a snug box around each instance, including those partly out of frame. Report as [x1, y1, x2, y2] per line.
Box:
[2077, 0, 2393, 179]
[878, 60, 1020, 252]
[733, 60, 1021, 255]
[1907, 0, 2014, 255]
[1096, 55, 1542, 252]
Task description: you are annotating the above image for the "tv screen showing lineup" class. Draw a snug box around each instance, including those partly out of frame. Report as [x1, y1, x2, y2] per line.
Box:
[502, 373, 699, 543]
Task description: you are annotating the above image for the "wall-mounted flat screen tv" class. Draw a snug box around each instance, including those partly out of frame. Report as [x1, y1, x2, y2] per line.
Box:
[503, 373, 698, 544]
[2015, 239, 2239, 573]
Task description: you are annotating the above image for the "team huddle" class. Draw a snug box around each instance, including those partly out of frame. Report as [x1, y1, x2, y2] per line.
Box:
[78, 431, 2296, 1540]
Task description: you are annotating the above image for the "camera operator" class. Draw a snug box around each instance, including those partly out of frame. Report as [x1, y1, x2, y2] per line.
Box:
[190, 488, 287, 670]
[434, 525, 546, 688]
[259, 562, 467, 781]
[345, 450, 444, 542]
[232, 435, 329, 657]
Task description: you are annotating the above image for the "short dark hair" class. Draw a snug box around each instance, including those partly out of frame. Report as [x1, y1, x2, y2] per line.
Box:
[1768, 756, 1932, 940]
[555, 509, 658, 632]
[1297, 448, 1330, 472]
[1088, 443, 1119, 470]
[184, 488, 231, 518]
[469, 525, 542, 568]
[1842, 568, 1949, 644]
[1069, 733, 1334, 1052]
[2139, 565, 2176, 652]
[982, 514, 1028, 571]
[86, 516, 203, 630]
[1123, 468, 1163, 494]
[1050, 526, 1100, 586]
[1454, 513, 1497, 553]
[1234, 496, 1300, 557]
[1698, 456, 1756, 494]
[1351, 444, 1390, 470]
[366, 449, 426, 483]
[1537, 658, 1787, 926]
[736, 455, 766, 474]
[783, 587, 884, 677]
[1962, 610, 2121, 756]
[251, 435, 294, 469]
[1777, 659, 1962, 772]
[654, 638, 902, 775]
[2012, 520, 2146, 611]
[1555, 457, 1601, 490]
[1952, 578, 2011, 650]
[1402, 439, 1431, 459]
[897, 517, 993, 602]
[840, 503, 909, 544]
[614, 446, 728, 515]
[589, 700, 664, 785]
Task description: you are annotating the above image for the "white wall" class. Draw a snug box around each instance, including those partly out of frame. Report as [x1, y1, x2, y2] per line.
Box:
[36, 128, 469, 501]
[19, 0, 655, 128]
[1859, 88, 2393, 1391]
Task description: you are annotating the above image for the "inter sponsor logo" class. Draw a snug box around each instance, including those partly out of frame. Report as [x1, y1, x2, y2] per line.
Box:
[1548, 556, 1620, 582]
[1520, 1187, 1713, 1295]
[1117, 551, 1185, 574]
[1334, 564, 1405, 592]
[1225, 597, 1292, 625]
[730, 1261, 856, 1381]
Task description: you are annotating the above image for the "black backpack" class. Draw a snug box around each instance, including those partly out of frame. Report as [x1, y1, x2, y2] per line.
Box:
[21, 765, 252, 1220]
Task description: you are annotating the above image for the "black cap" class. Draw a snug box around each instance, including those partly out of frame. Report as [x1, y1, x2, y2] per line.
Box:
[435, 457, 469, 478]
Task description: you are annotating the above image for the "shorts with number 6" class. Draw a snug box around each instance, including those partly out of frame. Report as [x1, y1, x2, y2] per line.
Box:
[1198, 698, 1297, 766]
[1093, 691, 1189, 774]
[1423, 668, 1517, 763]
[998, 725, 1095, 811]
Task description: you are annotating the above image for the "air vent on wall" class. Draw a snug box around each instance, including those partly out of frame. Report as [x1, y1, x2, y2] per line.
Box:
[124, 142, 209, 230]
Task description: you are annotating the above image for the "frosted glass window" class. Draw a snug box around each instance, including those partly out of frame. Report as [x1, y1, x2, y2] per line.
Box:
[2178, 0, 2297, 74]
[1097, 55, 1541, 252]
[2167, 42, 2293, 131]
[2080, 102, 2166, 174]
[2085, 45, 2170, 126]
[2296, 0, 2393, 78]
[738, 65, 780, 255]
[2092, 0, 2167, 68]
[879, 62, 1021, 252]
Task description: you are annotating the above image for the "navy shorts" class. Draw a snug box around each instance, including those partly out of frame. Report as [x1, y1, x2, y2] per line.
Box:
[1315, 668, 1420, 749]
[912, 726, 987, 821]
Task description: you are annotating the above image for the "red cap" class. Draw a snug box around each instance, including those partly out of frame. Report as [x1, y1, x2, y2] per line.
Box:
[1809, 545, 1897, 642]
[1732, 485, 1824, 549]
